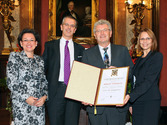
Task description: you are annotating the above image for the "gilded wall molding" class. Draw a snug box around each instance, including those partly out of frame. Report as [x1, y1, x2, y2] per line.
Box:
[29, 0, 34, 28]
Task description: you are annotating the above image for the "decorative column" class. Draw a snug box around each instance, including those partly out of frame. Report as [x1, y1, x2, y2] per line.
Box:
[41, 0, 49, 54]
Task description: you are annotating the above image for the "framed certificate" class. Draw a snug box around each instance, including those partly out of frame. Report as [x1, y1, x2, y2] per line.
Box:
[65, 61, 129, 105]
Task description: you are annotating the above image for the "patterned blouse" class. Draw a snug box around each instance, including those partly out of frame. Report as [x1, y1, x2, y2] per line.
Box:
[6, 51, 48, 125]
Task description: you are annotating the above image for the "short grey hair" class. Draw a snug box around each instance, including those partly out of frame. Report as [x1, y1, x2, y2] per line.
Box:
[62, 16, 77, 27]
[93, 19, 112, 33]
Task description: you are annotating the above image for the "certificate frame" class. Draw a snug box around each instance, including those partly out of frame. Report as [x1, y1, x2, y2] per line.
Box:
[95, 67, 129, 105]
[65, 61, 129, 105]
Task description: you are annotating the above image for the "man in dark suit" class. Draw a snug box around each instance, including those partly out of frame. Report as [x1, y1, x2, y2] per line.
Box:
[43, 16, 84, 125]
[82, 19, 134, 125]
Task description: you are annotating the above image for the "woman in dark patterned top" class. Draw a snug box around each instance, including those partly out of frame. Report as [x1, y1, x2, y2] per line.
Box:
[6, 29, 48, 125]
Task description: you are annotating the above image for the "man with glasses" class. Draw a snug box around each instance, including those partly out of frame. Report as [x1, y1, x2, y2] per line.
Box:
[82, 19, 134, 125]
[43, 16, 84, 125]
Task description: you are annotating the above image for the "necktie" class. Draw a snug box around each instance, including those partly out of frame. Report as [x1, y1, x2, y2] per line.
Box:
[103, 47, 109, 68]
[64, 41, 70, 85]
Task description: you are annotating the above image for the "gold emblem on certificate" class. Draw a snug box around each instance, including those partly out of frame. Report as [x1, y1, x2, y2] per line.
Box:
[111, 69, 118, 77]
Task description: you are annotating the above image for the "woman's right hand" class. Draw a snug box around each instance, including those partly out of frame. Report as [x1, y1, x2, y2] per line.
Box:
[26, 96, 38, 106]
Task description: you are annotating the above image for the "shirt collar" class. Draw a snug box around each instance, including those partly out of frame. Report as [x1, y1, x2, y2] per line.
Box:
[61, 37, 73, 44]
[98, 43, 111, 51]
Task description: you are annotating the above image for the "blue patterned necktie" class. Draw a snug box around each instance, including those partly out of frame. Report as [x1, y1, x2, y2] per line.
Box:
[64, 40, 70, 85]
[103, 47, 109, 68]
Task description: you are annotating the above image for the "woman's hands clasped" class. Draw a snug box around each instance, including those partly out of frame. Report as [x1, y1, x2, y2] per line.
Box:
[26, 95, 47, 107]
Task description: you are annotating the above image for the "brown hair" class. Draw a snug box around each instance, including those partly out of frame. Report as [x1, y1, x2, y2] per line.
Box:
[137, 28, 157, 52]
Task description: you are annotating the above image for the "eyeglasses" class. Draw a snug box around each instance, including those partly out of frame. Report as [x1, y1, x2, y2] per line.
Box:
[140, 37, 151, 41]
[63, 23, 76, 28]
[22, 39, 36, 42]
[95, 29, 110, 33]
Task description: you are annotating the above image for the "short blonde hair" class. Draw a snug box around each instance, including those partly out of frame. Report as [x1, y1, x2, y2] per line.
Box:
[137, 28, 157, 52]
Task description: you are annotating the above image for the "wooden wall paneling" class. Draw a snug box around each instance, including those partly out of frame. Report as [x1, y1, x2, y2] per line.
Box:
[152, 0, 159, 49]
[0, 17, 4, 55]
[34, 0, 42, 55]
[41, 0, 49, 55]
[0, 55, 8, 108]
[159, 0, 167, 106]
[0, 55, 8, 79]
[106, 0, 114, 43]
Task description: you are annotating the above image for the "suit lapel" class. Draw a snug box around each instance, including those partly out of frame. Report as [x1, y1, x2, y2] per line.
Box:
[54, 39, 60, 67]
[133, 51, 153, 71]
[74, 42, 79, 60]
[133, 56, 141, 71]
[110, 44, 116, 66]
[94, 45, 106, 68]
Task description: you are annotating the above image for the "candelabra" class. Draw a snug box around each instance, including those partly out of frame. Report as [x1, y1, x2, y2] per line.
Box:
[0, 0, 20, 51]
[125, 0, 153, 57]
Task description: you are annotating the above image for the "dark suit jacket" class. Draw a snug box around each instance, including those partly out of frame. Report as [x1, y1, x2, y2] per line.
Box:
[42, 39, 84, 104]
[129, 51, 163, 103]
[82, 44, 134, 114]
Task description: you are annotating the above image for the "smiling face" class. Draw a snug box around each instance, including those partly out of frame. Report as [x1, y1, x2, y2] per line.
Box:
[20, 33, 37, 54]
[139, 31, 152, 53]
[94, 24, 112, 47]
[60, 17, 76, 40]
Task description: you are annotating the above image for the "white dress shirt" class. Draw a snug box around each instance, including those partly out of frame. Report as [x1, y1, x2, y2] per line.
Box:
[59, 37, 74, 82]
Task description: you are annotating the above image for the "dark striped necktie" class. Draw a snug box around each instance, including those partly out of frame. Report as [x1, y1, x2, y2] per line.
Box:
[103, 47, 109, 68]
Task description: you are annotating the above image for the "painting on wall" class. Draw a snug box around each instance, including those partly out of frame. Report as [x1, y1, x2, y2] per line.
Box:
[56, 0, 92, 37]
[48, 0, 99, 44]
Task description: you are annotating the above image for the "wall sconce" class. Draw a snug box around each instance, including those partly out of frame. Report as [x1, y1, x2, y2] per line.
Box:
[0, 0, 21, 51]
[125, 0, 153, 57]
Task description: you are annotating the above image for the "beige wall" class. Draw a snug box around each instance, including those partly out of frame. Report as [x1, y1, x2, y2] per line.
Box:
[113, 0, 152, 48]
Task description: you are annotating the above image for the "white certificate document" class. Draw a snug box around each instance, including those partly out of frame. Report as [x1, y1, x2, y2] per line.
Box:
[96, 67, 129, 105]
[65, 61, 129, 105]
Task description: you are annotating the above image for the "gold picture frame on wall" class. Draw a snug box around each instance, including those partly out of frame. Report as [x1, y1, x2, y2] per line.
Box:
[48, 0, 99, 45]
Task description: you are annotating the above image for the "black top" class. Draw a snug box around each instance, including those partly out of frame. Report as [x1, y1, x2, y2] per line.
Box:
[130, 51, 163, 102]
